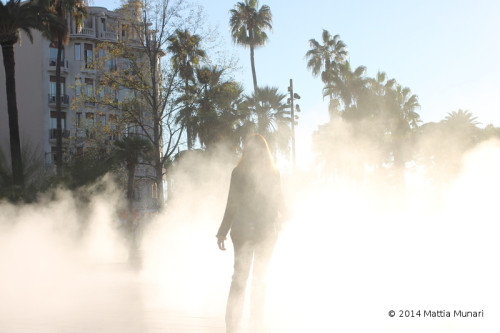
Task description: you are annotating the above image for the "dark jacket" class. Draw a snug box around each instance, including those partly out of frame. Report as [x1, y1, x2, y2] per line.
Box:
[217, 166, 286, 242]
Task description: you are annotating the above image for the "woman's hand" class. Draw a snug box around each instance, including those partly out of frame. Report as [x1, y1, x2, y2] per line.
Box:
[217, 236, 226, 251]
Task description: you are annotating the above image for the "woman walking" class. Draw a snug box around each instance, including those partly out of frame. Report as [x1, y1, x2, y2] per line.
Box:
[216, 134, 287, 333]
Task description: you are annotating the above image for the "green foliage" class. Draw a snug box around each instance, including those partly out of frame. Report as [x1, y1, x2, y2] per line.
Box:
[47, 0, 87, 40]
[53, 114, 123, 190]
[305, 29, 348, 84]
[192, 65, 246, 151]
[62, 148, 117, 190]
[167, 28, 207, 150]
[114, 135, 153, 167]
[114, 135, 154, 200]
[167, 29, 207, 82]
[0, 0, 64, 45]
[240, 86, 291, 156]
[309, 31, 422, 189]
[229, 0, 273, 91]
[229, 0, 272, 49]
[0, 139, 51, 202]
[414, 110, 490, 185]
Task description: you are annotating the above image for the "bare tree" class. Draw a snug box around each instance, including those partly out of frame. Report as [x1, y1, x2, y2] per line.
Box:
[73, 0, 196, 208]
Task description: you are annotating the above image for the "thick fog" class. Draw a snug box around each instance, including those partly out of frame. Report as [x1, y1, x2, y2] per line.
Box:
[1, 135, 500, 332]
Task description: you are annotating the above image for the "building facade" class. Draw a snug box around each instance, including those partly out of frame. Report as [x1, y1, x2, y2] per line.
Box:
[0, 5, 159, 210]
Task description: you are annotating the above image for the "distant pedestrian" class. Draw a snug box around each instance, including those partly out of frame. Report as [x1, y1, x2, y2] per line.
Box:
[216, 134, 287, 333]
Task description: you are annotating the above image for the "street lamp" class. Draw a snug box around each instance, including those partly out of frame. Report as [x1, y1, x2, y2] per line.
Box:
[288, 79, 301, 171]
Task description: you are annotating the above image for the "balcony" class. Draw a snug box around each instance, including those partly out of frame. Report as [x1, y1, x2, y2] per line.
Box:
[71, 27, 95, 38]
[100, 31, 118, 41]
[49, 129, 70, 139]
[48, 94, 70, 106]
[48, 59, 68, 72]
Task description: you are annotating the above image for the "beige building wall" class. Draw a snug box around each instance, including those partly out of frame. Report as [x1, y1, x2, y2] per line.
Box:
[0, 6, 121, 172]
[0, 31, 45, 165]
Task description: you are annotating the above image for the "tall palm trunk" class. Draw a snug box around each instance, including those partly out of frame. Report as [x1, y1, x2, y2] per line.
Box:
[250, 45, 258, 93]
[55, 32, 64, 175]
[1, 41, 25, 188]
[248, 25, 257, 92]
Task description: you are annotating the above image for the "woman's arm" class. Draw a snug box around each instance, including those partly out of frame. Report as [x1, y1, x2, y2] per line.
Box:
[216, 169, 238, 249]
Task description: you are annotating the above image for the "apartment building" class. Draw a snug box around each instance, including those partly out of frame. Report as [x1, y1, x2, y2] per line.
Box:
[0, 4, 159, 210]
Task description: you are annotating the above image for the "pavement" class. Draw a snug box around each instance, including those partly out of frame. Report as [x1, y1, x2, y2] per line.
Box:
[0, 262, 226, 333]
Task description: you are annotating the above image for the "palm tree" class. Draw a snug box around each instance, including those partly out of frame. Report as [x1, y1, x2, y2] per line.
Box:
[442, 109, 480, 148]
[443, 109, 480, 128]
[322, 61, 367, 120]
[48, 0, 86, 176]
[114, 135, 153, 201]
[229, 0, 272, 93]
[364, 71, 396, 126]
[167, 28, 206, 150]
[305, 29, 348, 85]
[306, 30, 348, 120]
[386, 84, 421, 191]
[0, 0, 63, 190]
[193, 65, 245, 150]
[242, 86, 291, 155]
[385, 84, 421, 139]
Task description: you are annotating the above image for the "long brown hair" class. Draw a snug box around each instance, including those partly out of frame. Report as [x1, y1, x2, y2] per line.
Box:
[237, 134, 276, 172]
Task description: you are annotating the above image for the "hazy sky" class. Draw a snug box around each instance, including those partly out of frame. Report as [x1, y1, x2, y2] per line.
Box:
[98, 0, 500, 166]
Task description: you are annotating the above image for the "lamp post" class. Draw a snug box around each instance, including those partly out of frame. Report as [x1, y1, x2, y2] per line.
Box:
[288, 79, 300, 171]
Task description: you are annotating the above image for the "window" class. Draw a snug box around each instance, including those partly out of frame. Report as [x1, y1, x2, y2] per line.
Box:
[101, 18, 106, 32]
[50, 111, 66, 129]
[49, 43, 64, 66]
[75, 112, 82, 127]
[86, 112, 94, 123]
[85, 78, 93, 96]
[49, 76, 65, 102]
[152, 183, 158, 199]
[84, 43, 93, 68]
[107, 57, 116, 71]
[51, 146, 58, 164]
[52, 146, 66, 163]
[74, 43, 81, 60]
[108, 114, 118, 140]
[98, 78, 111, 99]
[85, 113, 95, 137]
[97, 113, 106, 126]
[50, 111, 66, 139]
[75, 77, 81, 95]
[121, 24, 128, 39]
